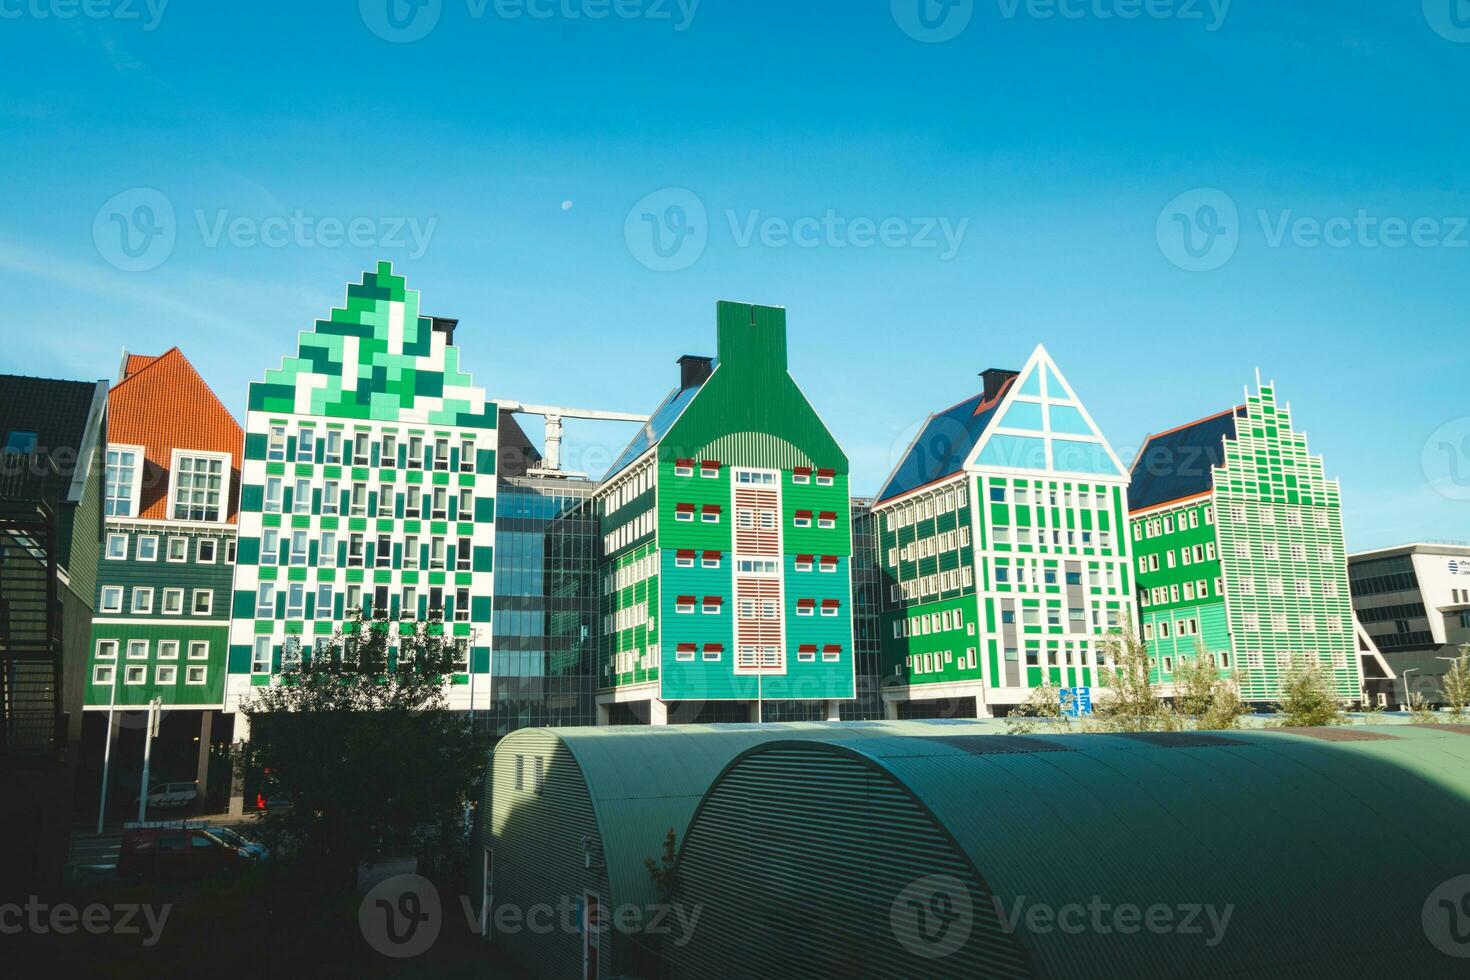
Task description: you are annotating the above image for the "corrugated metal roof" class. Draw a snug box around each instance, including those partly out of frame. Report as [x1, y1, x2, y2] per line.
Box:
[689, 726, 1470, 978]
[487, 720, 1003, 921]
[1127, 406, 1243, 513]
[875, 380, 1012, 503]
[106, 348, 244, 522]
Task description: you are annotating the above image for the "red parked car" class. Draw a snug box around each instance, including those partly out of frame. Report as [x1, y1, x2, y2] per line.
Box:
[118, 825, 255, 880]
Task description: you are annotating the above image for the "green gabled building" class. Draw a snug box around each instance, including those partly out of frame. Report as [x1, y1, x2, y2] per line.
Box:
[1128, 376, 1362, 701]
[872, 346, 1137, 718]
[226, 264, 499, 750]
[86, 349, 242, 715]
[595, 301, 855, 723]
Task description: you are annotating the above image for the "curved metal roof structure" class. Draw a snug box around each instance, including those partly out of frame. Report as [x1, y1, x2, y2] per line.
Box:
[471, 720, 1007, 978]
[669, 725, 1470, 979]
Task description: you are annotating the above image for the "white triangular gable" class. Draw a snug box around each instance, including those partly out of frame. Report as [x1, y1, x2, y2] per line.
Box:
[966, 344, 1129, 481]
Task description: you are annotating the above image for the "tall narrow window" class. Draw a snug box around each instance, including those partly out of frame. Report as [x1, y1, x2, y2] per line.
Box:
[104, 446, 141, 517]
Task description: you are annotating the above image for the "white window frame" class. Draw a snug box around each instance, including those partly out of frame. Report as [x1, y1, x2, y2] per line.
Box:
[197, 538, 218, 564]
[188, 640, 209, 660]
[105, 533, 129, 560]
[103, 444, 146, 517]
[186, 665, 207, 685]
[100, 586, 123, 613]
[93, 664, 115, 685]
[168, 448, 232, 523]
[166, 536, 188, 562]
[124, 664, 147, 685]
[156, 664, 177, 685]
[137, 535, 160, 561]
[192, 589, 214, 615]
[131, 587, 154, 614]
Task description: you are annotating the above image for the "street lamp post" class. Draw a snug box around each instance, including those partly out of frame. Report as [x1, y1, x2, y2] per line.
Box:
[1402, 666, 1420, 712]
[96, 655, 120, 834]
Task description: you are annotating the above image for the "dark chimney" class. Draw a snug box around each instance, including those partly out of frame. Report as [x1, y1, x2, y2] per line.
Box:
[677, 354, 714, 390]
[430, 316, 459, 346]
[980, 368, 1019, 402]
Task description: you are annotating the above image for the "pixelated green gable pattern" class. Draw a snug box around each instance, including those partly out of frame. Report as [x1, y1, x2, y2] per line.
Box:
[248, 262, 496, 428]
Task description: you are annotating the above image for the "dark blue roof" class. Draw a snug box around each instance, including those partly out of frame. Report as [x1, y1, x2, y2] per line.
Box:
[876, 386, 1010, 503]
[1127, 406, 1244, 512]
[603, 366, 713, 481]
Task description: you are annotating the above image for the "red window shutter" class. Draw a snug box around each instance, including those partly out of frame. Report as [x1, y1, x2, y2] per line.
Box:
[677, 595, 696, 604]
[796, 553, 815, 563]
[795, 509, 813, 519]
[797, 598, 816, 608]
[704, 643, 723, 653]
[799, 644, 817, 653]
[819, 511, 837, 521]
[677, 642, 696, 652]
[676, 502, 695, 512]
[677, 549, 696, 559]
[675, 458, 695, 467]
[793, 466, 813, 476]
[821, 598, 840, 608]
[823, 644, 842, 653]
[703, 596, 723, 605]
[820, 555, 837, 564]
[703, 503, 722, 513]
[702, 550, 721, 560]
[701, 459, 721, 470]
[817, 467, 836, 478]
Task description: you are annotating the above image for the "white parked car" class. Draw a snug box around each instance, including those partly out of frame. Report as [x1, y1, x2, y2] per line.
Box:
[136, 781, 199, 809]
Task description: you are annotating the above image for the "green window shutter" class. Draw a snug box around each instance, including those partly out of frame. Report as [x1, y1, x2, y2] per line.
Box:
[236, 536, 261, 565]
[244, 432, 268, 461]
[240, 485, 264, 513]
[471, 596, 492, 622]
[475, 496, 495, 523]
[477, 448, 496, 475]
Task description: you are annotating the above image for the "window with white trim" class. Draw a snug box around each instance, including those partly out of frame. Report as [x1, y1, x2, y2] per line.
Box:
[171, 451, 229, 522]
[131, 587, 154, 614]
[104, 446, 143, 517]
[162, 588, 184, 615]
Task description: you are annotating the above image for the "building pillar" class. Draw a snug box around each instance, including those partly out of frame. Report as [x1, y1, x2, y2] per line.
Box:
[822, 699, 841, 722]
[648, 699, 668, 726]
[883, 697, 900, 721]
[973, 694, 993, 719]
[195, 710, 213, 811]
[227, 711, 250, 818]
[596, 702, 611, 726]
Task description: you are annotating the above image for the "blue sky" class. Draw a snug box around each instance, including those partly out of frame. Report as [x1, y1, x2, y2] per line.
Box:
[1, 1, 1467, 549]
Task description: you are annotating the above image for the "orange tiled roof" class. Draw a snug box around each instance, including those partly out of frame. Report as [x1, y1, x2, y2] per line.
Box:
[122, 353, 160, 379]
[107, 348, 244, 522]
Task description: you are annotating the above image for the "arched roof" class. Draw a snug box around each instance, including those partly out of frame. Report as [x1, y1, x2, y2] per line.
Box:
[487, 720, 1007, 914]
[686, 725, 1470, 977]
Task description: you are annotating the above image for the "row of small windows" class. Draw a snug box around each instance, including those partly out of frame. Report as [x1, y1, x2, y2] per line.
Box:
[889, 527, 971, 566]
[998, 603, 1124, 630]
[893, 606, 968, 639]
[250, 635, 471, 674]
[612, 647, 659, 674]
[883, 484, 967, 531]
[99, 585, 213, 616]
[105, 532, 231, 565]
[262, 478, 477, 520]
[1134, 506, 1213, 539]
[607, 552, 660, 594]
[907, 648, 979, 674]
[1229, 541, 1336, 562]
[96, 638, 210, 660]
[1003, 644, 1110, 669]
[892, 566, 974, 602]
[1138, 543, 1217, 572]
[605, 510, 654, 554]
[989, 483, 1112, 512]
[266, 424, 478, 473]
[261, 529, 473, 572]
[255, 582, 475, 623]
[1236, 611, 1347, 633]
[608, 601, 652, 633]
[94, 663, 208, 686]
[1141, 579, 1224, 606]
[994, 526, 1113, 550]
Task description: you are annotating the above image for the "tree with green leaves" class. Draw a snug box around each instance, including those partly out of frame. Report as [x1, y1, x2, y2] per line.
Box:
[1092, 629, 1178, 732]
[234, 612, 481, 885]
[1441, 645, 1470, 719]
[1274, 655, 1344, 728]
[1173, 643, 1250, 731]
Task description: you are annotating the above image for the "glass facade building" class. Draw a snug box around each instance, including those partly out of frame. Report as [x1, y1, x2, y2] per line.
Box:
[477, 474, 602, 735]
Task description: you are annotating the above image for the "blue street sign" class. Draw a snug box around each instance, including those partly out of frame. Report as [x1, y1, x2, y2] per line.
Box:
[1060, 687, 1093, 717]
